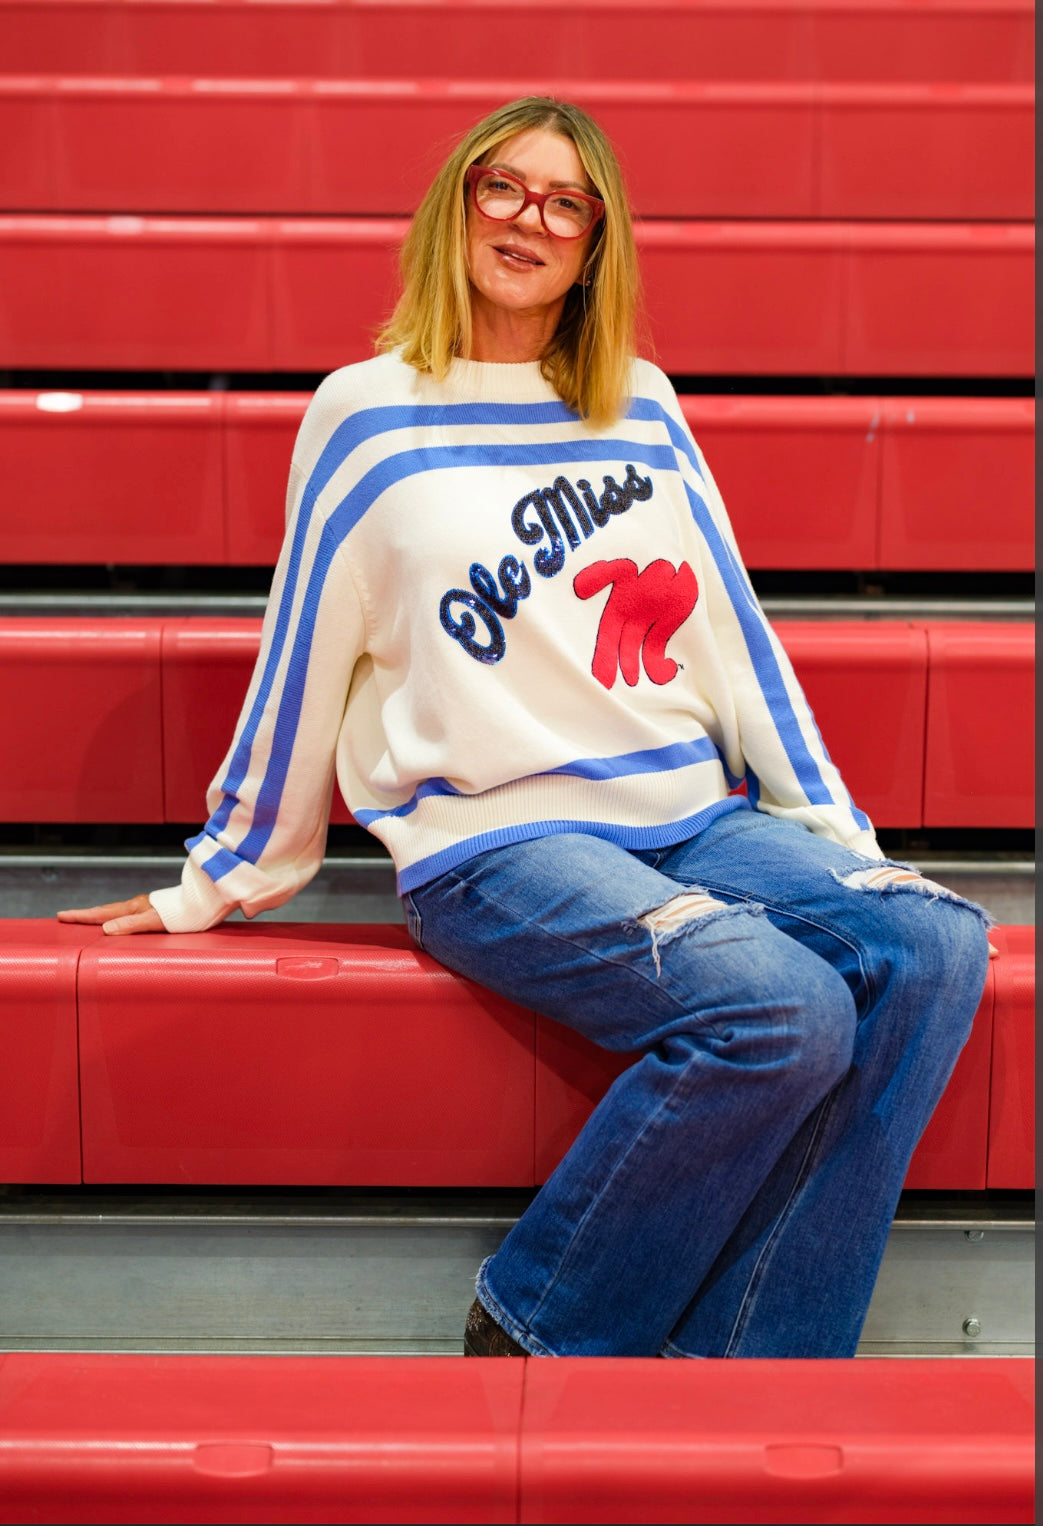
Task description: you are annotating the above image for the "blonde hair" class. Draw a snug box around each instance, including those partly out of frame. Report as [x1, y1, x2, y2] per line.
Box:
[375, 97, 640, 428]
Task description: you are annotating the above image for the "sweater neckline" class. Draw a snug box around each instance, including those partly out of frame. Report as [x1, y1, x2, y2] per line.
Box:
[443, 355, 557, 401]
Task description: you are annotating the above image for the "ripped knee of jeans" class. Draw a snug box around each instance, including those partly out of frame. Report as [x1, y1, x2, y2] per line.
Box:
[832, 863, 994, 929]
[636, 890, 732, 976]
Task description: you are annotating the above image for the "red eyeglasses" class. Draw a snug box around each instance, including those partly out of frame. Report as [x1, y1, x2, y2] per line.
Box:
[466, 165, 605, 240]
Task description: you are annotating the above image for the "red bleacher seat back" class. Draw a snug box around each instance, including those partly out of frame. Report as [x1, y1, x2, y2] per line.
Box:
[987, 924, 1035, 1189]
[1, 218, 1033, 377]
[773, 620, 928, 828]
[878, 398, 1035, 572]
[0, 618, 1031, 830]
[3, 79, 1031, 221]
[844, 223, 1033, 378]
[161, 619, 270, 825]
[0, 391, 226, 565]
[223, 394, 306, 566]
[923, 624, 1034, 829]
[268, 218, 407, 372]
[76, 925, 536, 1185]
[533, 1015, 630, 1185]
[0, 619, 165, 823]
[819, 84, 1031, 220]
[0, 922, 103, 1182]
[0, 919, 1031, 1192]
[639, 220, 845, 375]
[0, 0, 1034, 82]
[683, 396, 879, 571]
[2, 392, 1032, 574]
[0, 215, 272, 370]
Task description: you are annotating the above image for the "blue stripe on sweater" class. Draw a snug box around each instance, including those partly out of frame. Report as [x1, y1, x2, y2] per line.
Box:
[352, 735, 737, 829]
[396, 796, 750, 894]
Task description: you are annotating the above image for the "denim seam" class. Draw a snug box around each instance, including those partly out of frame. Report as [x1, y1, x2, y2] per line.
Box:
[720, 1086, 839, 1358]
[687, 884, 877, 1018]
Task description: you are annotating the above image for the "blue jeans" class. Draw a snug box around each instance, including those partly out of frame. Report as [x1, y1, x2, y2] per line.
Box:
[402, 807, 991, 1357]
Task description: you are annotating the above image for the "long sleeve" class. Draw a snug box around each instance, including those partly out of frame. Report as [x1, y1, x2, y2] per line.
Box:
[660, 385, 884, 860]
[150, 445, 367, 932]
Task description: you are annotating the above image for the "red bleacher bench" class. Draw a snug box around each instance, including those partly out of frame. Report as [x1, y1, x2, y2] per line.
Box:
[1, 76, 1032, 221]
[1, 617, 1033, 830]
[0, 216, 1032, 376]
[0, 919, 1033, 1189]
[924, 624, 1037, 830]
[1, 0, 1034, 83]
[0, 1352, 1033, 1525]
[1, 391, 1033, 573]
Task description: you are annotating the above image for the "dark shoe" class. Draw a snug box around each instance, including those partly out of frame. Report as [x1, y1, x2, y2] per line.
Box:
[463, 1297, 528, 1357]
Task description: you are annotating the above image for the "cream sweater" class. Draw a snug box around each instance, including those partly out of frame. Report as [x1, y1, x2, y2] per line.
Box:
[151, 351, 880, 931]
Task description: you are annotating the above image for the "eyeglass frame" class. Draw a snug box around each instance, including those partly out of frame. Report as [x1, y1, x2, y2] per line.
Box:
[465, 164, 606, 240]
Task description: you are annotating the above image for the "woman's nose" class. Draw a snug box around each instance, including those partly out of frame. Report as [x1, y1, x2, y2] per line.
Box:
[516, 200, 546, 234]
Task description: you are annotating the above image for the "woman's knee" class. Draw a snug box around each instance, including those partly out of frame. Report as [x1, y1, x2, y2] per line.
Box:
[687, 945, 857, 1106]
[856, 884, 992, 1056]
[863, 880, 990, 991]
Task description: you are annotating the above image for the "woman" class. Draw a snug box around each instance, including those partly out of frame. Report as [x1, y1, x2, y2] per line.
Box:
[60, 97, 991, 1359]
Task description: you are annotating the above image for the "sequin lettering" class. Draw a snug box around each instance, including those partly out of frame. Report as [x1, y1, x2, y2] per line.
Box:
[439, 465, 654, 664]
[439, 556, 532, 663]
[511, 465, 652, 578]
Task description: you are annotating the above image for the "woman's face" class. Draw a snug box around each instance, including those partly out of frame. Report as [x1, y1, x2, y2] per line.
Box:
[465, 127, 598, 359]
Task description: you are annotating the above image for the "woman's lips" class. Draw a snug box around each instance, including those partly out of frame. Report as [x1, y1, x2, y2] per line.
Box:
[494, 243, 546, 268]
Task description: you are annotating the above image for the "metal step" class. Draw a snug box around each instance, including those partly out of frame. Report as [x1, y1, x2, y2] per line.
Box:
[2, 850, 1033, 925]
[0, 1190, 1031, 1358]
[0, 593, 1033, 622]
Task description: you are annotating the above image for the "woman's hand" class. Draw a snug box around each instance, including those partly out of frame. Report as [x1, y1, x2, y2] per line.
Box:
[57, 894, 164, 936]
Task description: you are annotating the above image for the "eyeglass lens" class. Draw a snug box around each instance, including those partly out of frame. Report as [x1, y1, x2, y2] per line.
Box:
[472, 171, 596, 237]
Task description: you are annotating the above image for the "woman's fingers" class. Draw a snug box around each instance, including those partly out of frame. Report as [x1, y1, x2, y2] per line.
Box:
[57, 894, 163, 935]
[58, 895, 150, 924]
[98, 907, 165, 936]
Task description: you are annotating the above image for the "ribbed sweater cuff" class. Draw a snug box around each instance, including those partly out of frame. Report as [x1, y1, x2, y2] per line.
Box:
[846, 829, 886, 861]
[149, 864, 233, 933]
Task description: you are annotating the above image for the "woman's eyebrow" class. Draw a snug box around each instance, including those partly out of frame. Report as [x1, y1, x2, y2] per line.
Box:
[489, 161, 591, 192]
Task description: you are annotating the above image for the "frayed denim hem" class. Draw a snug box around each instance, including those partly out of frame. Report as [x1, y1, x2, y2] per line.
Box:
[475, 1257, 554, 1357]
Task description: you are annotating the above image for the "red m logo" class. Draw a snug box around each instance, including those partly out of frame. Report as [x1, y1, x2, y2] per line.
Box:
[573, 558, 699, 689]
